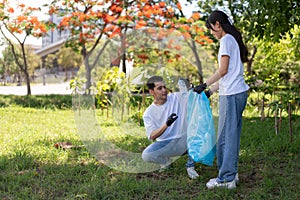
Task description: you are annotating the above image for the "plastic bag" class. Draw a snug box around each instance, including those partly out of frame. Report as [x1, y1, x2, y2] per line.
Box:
[187, 91, 216, 166]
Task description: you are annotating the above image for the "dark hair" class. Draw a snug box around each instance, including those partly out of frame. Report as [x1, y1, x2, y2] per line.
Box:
[206, 10, 248, 63]
[146, 76, 164, 90]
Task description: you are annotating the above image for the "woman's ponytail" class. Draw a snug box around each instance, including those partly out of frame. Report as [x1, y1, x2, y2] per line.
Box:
[206, 11, 248, 63]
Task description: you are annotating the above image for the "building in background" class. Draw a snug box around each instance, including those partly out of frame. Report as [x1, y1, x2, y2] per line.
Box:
[36, 13, 69, 58]
[41, 14, 69, 48]
[34, 13, 73, 84]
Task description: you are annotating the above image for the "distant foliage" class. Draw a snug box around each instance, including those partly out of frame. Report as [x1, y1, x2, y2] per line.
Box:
[0, 95, 72, 109]
[246, 25, 300, 112]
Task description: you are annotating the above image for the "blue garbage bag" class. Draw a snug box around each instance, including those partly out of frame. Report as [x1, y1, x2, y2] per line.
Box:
[187, 91, 216, 166]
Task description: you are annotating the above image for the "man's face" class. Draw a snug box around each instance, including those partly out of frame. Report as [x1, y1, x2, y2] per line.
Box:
[150, 81, 168, 103]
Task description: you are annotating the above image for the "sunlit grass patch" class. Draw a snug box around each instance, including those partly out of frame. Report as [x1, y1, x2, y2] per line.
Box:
[0, 106, 299, 199]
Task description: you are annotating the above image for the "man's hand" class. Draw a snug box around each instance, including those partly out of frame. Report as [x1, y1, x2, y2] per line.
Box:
[166, 113, 178, 126]
[193, 83, 207, 94]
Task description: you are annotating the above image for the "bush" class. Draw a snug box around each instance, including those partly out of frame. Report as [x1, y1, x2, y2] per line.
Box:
[0, 95, 73, 109]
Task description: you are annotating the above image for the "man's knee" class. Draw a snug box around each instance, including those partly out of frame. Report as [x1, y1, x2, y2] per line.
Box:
[142, 149, 154, 162]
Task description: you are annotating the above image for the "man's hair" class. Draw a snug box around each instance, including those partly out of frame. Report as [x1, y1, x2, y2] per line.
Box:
[146, 76, 164, 90]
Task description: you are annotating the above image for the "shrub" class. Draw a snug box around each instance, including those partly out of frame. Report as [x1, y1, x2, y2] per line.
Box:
[0, 95, 73, 109]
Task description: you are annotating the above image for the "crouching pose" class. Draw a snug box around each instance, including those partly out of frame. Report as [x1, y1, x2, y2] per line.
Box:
[142, 76, 199, 179]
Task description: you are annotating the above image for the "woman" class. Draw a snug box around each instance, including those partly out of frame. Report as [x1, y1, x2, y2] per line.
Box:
[194, 10, 249, 189]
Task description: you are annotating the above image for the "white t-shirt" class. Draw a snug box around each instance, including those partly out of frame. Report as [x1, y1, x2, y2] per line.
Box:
[218, 34, 249, 95]
[143, 92, 188, 141]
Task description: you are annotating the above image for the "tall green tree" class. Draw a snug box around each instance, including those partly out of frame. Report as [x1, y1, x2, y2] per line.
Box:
[0, 44, 19, 83]
[195, 0, 300, 74]
[0, 43, 40, 84]
[196, 0, 300, 41]
[56, 46, 83, 80]
[253, 25, 300, 89]
[193, 0, 300, 112]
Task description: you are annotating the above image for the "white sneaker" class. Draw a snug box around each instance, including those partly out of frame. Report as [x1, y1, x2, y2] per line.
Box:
[235, 173, 239, 184]
[206, 178, 236, 189]
[208, 173, 239, 184]
[187, 167, 199, 179]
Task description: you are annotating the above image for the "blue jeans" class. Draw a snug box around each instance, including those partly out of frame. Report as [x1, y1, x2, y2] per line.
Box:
[142, 137, 195, 168]
[217, 91, 248, 183]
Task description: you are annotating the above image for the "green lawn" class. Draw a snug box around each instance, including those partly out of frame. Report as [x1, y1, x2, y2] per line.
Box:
[0, 105, 299, 199]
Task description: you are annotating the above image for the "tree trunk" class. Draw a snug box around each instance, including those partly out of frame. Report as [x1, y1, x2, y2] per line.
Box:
[191, 40, 203, 83]
[121, 33, 127, 74]
[65, 67, 69, 81]
[246, 45, 257, 75]
[288, 103, 293, 143]
[84, 59, 92, 94]
[24, 70, 31, 95]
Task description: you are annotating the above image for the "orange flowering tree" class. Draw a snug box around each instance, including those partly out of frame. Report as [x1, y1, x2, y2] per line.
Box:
[0, 1, 48, 95]
[49, 0, 212, 92]
[125, 1, 212, 82]
[49, 0, 126, 93]
[175, 12, 213, 83]
[103, 0, 212, 82]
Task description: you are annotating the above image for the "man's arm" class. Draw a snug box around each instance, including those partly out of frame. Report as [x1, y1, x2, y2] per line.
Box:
[149, 113, 178, 141]
[149, 125, 168, 140]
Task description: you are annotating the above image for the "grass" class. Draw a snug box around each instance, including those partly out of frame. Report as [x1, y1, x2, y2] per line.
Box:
[0, 103, 299, 199]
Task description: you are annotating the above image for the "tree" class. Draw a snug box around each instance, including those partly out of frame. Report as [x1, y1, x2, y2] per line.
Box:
[196, 0, 300, 41]
[175, 13, 213, 82]
[0, 42, 40, 84]
[56, 46, 83, 80]
[112, 0, 212, 82]
[196, 0, 300, 74]
[0, 1, 48, 95]
[193, 0, 300, 117]
[49, 0, 212, 93]
[253, 25, 300, 92]
[0, 43, 19, 84]
[49, 0, 122, 93]
[0, 40, 23, 86]
[42, 53, 58, 85]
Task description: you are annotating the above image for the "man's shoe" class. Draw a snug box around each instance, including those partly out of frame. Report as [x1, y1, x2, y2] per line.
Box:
[187, 167, 199, 179]
[206, 178, 236, 189]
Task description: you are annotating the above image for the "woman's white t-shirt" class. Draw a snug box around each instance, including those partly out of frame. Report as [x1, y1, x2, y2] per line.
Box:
[218, 34, 249, 95]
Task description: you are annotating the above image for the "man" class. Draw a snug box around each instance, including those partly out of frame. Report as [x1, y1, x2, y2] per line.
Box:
[142, 76, 199, 179]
